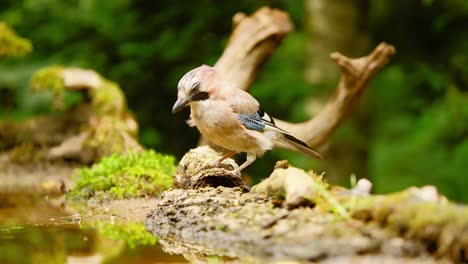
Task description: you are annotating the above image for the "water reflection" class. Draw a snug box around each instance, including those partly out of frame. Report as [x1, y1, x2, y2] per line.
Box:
[0, 194, 186, 264]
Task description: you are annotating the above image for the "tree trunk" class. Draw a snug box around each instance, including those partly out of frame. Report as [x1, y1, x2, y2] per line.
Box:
[304, 0, 370, 84]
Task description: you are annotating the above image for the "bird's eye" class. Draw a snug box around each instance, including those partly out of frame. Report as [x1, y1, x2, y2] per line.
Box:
[190, 82, 200, 93]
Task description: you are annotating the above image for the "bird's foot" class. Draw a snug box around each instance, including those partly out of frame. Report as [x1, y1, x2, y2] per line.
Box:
[201, 160, 235, 171]
[232, 168, 242, 176]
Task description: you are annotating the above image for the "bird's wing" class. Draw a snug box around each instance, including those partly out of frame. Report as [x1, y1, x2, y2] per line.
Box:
[238, 109, 275, 131]
[233, 97, 324, 160]
[225, 88, 286, 133]
[237, 108, 285, 133]
[223, 87, 323, 159]
[223, 88, 260, 115]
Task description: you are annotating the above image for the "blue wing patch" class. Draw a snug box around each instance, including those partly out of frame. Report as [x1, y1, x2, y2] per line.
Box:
[238, 112, 265, 131]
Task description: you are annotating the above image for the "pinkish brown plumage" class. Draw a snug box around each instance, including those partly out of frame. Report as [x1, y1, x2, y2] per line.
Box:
[172, 65, 323, 174]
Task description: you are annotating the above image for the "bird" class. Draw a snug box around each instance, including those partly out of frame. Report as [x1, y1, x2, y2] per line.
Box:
[172, 65, 323, 174]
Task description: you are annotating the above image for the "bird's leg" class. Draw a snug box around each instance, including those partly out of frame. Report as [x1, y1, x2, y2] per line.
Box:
[202, 151, 237, 170]
[234, 153, 256, 175]
[212, 151, 237, 167]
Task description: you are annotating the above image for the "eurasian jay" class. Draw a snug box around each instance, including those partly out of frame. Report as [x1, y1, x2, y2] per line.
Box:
[172, 65, 323, 174]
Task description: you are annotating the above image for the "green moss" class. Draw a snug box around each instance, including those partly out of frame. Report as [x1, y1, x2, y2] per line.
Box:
[306, 171, 349, 218]
[29, 66, 64, 94]
[29, 67, 127, 116]
[69, 150, 175, 200]
[0, 22, 32, 58]
[29, 66, 66, 109]
[90, 80, 126, 116]
[97, 222, 157, 249]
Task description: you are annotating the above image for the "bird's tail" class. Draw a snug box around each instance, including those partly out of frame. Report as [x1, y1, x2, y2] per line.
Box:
[278, 133, 324, 160]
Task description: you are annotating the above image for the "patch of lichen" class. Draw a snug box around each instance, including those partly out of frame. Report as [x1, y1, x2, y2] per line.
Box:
[89, 80, 127, 116]
[68, 150, 175, 201]
[0, 22, 32, 58]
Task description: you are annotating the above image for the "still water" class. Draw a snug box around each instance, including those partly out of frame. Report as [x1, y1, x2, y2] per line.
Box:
[0, 194, 186, 264]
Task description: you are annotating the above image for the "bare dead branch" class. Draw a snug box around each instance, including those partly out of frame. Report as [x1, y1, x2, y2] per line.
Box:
[207, 8, 396, 153]
[214, 7, 293, 91]
[275, 42, 396, 150]
[61, 68, 101, 89]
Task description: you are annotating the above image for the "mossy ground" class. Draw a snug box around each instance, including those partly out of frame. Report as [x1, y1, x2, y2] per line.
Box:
[68, 150, 175, 201]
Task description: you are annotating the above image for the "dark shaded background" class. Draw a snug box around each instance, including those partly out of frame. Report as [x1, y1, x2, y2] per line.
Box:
[1, 0, 467, 201]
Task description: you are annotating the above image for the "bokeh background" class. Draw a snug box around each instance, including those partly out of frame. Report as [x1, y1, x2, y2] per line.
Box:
[1, 0, 467, 201]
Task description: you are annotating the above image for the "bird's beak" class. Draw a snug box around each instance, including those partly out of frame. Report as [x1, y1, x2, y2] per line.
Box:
[172, 97, 191, 114]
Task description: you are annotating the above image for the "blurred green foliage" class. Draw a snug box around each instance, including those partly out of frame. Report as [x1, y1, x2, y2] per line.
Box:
[0, 22, 32, 58]
[367, 0, 468, 201]
[0, 0, 467, 201]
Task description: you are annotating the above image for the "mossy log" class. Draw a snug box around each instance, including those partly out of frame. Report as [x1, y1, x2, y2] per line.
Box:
[1, 66, 142, 163]
[147, 188, 448, 263]
[146, 146, 466, 263]
[351, 187, 468, 262]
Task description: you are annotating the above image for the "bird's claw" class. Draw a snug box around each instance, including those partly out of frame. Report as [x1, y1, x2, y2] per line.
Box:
[232, 169, 242, 176]
[200, 160, 235, 171]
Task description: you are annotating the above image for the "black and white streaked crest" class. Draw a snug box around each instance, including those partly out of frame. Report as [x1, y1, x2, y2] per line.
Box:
[178, 67, 201, 92]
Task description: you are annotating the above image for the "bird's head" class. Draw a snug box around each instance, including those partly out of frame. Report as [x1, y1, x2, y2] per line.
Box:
[172, 65, 218, 114]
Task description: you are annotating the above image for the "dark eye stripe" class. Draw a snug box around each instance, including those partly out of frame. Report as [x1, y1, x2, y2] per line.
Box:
[191, 91, 209, 101]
